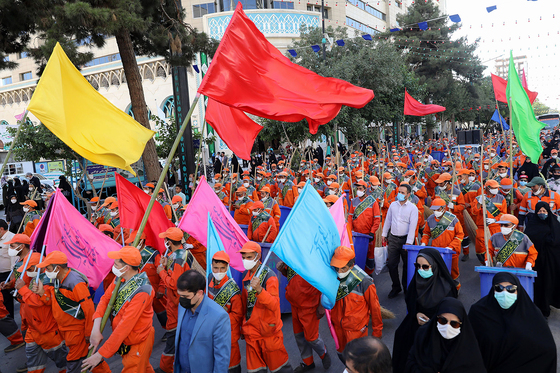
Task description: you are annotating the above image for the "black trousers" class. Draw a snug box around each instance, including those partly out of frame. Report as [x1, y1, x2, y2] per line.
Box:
[387, 233, 408, 292]
[0, 271, 14, 318]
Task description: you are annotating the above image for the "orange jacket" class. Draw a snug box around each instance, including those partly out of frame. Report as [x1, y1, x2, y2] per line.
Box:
[248, 215, 278, 243]
[186, 236, 207, 270]
[421, 212, 464, 254]
[209, 276, 243, 342]
[158, 248, 192, 329]
[262, 200, 281, 228]
[348, 196, 381, 235]
[471, 193, 507, 230]
[233, 197, 254, 225]
[279, 186, 298, 208]
[18, 274, 59, 343]
[241, 265, 282, 339]
[94, 276, 154, 358]
[140, 247, 165, 295]
[488, 231, 538, 268]
[284, 271, 321, 310]
[330, 267, 382, 338]
[519, 189, 560, 226]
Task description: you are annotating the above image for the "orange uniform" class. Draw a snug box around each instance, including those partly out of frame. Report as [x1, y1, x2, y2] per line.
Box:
[471, 193, 508, 261]
[241, 264, 292, 373]
[22, 211, 42, 237]
[0, 291, 24, 347]
[262, 198, 281, 228]
[139, 246, 167, 327]
[208, 275, 243, 371]
[160, 200, 173, 221]
[488, 231, 538, 268]
[330, 266, 382, 352]
[233, 196, 254, 225]
[94, 274, 155, 373]
[248, 213, 278, 243]
[518, 189, 560, 228]
[284, 268, 327, 367]
[278, 182, 299, 208]
[380, 182, 398, 223]
[422, 212, 464, 286]
[348, 195, 381, 275]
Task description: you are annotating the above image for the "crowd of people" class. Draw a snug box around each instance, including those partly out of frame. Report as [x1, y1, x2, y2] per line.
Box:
[0, 131, 559, 373]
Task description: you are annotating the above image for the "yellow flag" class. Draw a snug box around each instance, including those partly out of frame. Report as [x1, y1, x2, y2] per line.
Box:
[28, 43, 155, 174]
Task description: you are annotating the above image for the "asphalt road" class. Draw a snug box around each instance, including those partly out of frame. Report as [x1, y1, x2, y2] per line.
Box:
[1, 239, 559, 372]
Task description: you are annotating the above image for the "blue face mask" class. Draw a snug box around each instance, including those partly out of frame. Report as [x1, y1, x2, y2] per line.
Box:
[418, 268, 433, 279]
[397, 193, 406, 202]
[538, 213, 548, 220]
[519, 181, 527, 186]
[494, 290, 517, 309]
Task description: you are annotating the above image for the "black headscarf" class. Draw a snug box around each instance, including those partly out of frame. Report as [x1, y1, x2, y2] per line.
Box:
[523, 201, 560, 316]
[516, 158, 540, 181]
[468, 272, 557, 373]
[393, 248, 458, 373]
[406, 298, 486, 373]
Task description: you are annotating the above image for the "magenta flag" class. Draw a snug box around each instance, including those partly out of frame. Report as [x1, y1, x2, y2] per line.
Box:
[30, 190, 119, 289]
[178, 176, 245, 271]
[329, 194, 351, 247]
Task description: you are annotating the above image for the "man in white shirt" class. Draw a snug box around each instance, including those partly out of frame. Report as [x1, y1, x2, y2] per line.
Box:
[0, 219, 15, 317]
[382, 184, 419, 299]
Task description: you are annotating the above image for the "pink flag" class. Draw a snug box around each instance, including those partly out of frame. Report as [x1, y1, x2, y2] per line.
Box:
[30, 190, 119, 289]
[329, 194, 352, 247]
[14, 112, 25, 121]
[178, 176, 245, 271]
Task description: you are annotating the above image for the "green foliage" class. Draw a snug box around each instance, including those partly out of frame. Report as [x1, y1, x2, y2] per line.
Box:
[258, 25, 425, 145]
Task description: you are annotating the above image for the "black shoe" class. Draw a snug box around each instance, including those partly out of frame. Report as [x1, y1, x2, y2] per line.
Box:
[322, 352, 332, 370]
[461, 254, 469, 262]
[294, 362, 315, 373]
[16, 364, 27, 373]
[388, 289, 402, 299]
[4, 341, 24, 353]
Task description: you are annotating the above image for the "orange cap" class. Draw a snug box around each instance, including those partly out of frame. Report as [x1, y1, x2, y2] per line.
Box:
[404, 170, 416, 177]
[329, 182, 340, 189]
[101, 197, 117, 207]
[238, 241, 261, 254]
[21, 200, 37, 208]
[500, 178, 513, 189]
[485, 180, 500, 188]
[369, 176, 380, 186]
[430, 198, 446, 210]
[435, 173, 452, 183]
[327, 175, 337, 180]
[383, 172, 392, 180]
[458, 169, 470, 176]
[125, 230, 147, 244]
[250, 201, 264, 210]
[214, 183, 223, 188]
[145, 183, 155, 189]
[98, 224, 114, 233]
[17, 252, 41, 273]
[323, 195, 339, 204]
[158, 188, 165, 194]
[354, 180, 368, 187]
[108, 246, 142, 267]
[496, 214, 519, 225]
[171, 195, 182, 204]
[5, 234, 31, 245]
[89, 197, 100, 203]
[236, 187, 247, 193]
[212, 251, 230, 263]
[213, 174, 221, 180]
[109, 201, 119, 210]
[158, 227, 184, 241]
[330, 246, 355, 268]
[36, 251, 68, 268]
[260, 187, 271, 193]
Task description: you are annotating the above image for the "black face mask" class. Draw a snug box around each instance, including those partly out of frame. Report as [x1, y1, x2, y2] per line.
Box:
[179, 295, 198, 310]
[554, 174, 560, 180]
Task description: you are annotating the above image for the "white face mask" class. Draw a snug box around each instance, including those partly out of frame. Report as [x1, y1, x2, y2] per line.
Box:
[386, 179, 393, 184]
[112, 264, 128, 277]
[553, 155, 558, 159]
[242, 257, 258, 271]
[371, 185, 379, 190]
[23, 207, 29, 213]
[404, 177, 411, 183]
[434, 210, 445, 218]
[27, 270, 39, 278]
[474, 158, 480, 162]
[501, 226, 514, 235]
[357, 190, 365, 197]
[213, 271, 227, 282]
[257, 177, 262, 181]
[499, 172, 507, 178]
[314, 178, 320, 183]
[328, 189, 336, 195]
[91, 205, 97, 211]
[143, 189, 150, 194]
[110, 211, 118, 217]
[327, 180, 333, 185]
[243, 182, 249, 188]
[11, 199, 16, 204]
[8, 245, 22, 257]
[437, 322, 461, 339]
[424, 158, 429, 162]
[215, 189, 220, 194]
[279, 179, 286, 183]
[45, 266, 59, 279]
[468, 176, 475, 182]
[252, 211, 258, 216]
[484, 165, 489, 170]
[337, 268, 352, 279]
[261, 195, 268, 201]
[172, 203, 179, 209]
[387, 168, 394, 172]
[298, 188, 302, 193]
[489, 188, 499, 195]
[491, 152, 496, 157]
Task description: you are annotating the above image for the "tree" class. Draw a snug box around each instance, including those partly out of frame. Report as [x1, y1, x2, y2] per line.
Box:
[258, 25, 424, 149]
[28, 0, 218, 181]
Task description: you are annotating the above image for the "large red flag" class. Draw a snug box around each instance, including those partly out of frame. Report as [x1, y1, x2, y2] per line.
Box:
[115, 173, 173, 254]
[198, 3, 374, 135]
[205, 98, 263, 160]
[491, 73, 537, 104]
[403, 89, 446, 116]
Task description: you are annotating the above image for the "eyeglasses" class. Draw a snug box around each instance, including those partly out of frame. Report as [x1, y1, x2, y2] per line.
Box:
[494, 284, 517, 293]
[414, 263, 431, 271]
[437, 316, 462, 329]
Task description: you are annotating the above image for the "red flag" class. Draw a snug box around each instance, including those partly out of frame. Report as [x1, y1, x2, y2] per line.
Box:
[198, 3, 374, 135]
[521, 69, 529, 89]
[115, 173, 173, 254]
[403, 89, 446, 116]
[491, 74, 537, 104]
[205, 98, 262, 160]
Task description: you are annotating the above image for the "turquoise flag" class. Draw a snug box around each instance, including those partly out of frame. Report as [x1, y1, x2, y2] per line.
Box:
[270, 181, 340, 309]
[506, 51, 545, 162]
[206, 213, 232, 278]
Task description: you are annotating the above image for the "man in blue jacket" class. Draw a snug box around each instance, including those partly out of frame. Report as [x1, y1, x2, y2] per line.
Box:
[172, 270, 231, 373]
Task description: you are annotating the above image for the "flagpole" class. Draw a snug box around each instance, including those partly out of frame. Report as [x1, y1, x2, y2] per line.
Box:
[91, 167, 110, 221]
[0, 111, 28, 179]
[508, 98, 514, 180]
[480, 152, 492, 267]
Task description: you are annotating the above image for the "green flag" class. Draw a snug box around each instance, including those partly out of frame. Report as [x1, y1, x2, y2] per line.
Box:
[506, 51, 545, 163]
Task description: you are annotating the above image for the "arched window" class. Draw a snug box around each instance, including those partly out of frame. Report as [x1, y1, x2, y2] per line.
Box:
[0, 120, 9, 126]
[126, 104, 151, 120]
[161, 96, 174, 118]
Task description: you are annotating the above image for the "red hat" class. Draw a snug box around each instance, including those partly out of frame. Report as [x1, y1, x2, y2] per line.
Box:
[36, 251, 68, 268]
[330, 246, 355, 267]
[158, 227, 183, 241]
[108, 246, 142, 267]
[238, 241, 261, 254]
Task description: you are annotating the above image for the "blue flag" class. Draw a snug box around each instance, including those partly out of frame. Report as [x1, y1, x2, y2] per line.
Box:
[270, 181, 340, 309]
[206, 213, 232, 278]
[491, 109, 509, 130]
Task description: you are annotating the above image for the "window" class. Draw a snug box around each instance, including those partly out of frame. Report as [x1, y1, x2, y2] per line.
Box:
[193, 2, 216, 17]
[20, 72, 32, 81]
[307, 4, 329, 18]
[1, 77, 12, 86]
[347, 0, 386, 20]
[161, 97, 175, 118]
[18, 52, 29, 59]
[3, 55, 9, 62]
[346, 17, 379, 35]
[273, 1, 294, 9]
[223, 0, 257, 11]
[83, 53, 121, 68]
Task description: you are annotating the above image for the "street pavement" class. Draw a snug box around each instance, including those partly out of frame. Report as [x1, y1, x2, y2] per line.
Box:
[1, 240, 559, 372]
